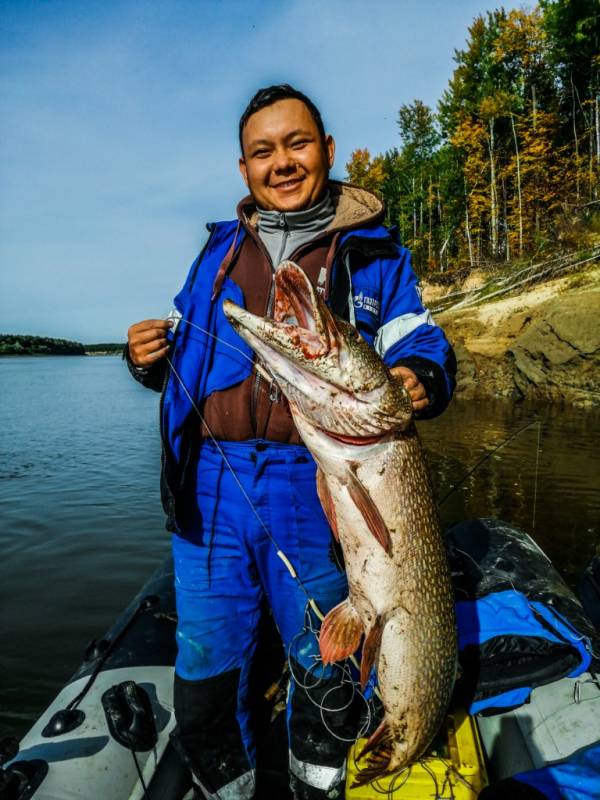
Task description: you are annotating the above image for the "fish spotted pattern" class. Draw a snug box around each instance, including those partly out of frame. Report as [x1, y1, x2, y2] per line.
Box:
[223, 262, 457, 785]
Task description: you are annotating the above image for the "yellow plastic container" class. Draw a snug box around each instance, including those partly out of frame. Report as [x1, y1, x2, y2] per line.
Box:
[346, 709, 488, 799]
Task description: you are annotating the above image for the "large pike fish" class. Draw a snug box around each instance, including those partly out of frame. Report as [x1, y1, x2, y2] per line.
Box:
[223, 262, 457, 784]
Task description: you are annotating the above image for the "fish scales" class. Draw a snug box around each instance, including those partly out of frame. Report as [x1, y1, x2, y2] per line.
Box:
[299, 417, 456, 782]
[223, 261, 457, 785]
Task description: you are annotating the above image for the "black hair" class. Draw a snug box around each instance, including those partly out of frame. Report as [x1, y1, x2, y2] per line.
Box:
[238, 84, 326, 153]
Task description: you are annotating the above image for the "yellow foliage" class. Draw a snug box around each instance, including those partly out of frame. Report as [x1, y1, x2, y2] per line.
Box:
[345, 149, 387, 196]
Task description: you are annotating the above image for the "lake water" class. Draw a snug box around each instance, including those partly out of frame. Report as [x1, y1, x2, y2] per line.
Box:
[1, 356, 599, 739]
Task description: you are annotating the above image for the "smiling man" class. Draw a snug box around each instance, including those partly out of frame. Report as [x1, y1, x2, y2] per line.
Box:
[126, 85, 456, 800]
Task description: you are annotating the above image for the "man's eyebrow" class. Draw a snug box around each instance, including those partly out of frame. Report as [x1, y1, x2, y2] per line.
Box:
[247, 138, 273, 148]
[284, 128, 314, 140]
[246, 129, 315, 149]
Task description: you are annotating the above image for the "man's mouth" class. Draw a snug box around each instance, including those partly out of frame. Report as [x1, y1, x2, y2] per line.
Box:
[272, 177, 304, 191]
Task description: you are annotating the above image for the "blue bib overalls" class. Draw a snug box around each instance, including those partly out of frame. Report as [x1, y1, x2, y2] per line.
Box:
[173, 440, 352, 798]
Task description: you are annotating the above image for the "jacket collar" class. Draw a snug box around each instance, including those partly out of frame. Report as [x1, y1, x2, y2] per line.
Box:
[237, 180, 385, 235]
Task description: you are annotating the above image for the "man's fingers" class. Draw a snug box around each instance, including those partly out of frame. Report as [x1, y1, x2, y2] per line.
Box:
[131, 327, 171, 346]
[129, 319, 173, 336]
[144, 345, 170, 364]
[412, 397, 429, 412]
[408, 383, 427, 402]
[131, 339, 168, 364]
[136, 345, 170, 366]
[127, 317, 174, 366]
[390, 365, 428, 411]
[390, 365, 418, 391]
[136, 338, 168, 355]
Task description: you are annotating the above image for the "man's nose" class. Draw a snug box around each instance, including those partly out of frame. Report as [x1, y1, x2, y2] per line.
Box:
[272, 148, 296, 172]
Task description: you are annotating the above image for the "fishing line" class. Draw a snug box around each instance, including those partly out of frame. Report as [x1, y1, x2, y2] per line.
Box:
[166, 355, 315, 609]
[420, 759, 441, 798]
[168, 314, 280, 387]
[369, 766, 411, 796]
[286, 608, 375, 743]
[532, 419, 542, 530]
[287, 653, 372, 744]
[166, 354, 377, 688]
[437, 418, 541, 507]
[164, 326, 382, 732]
[442, 758, 474, 793]
[287, 621, 358, 709]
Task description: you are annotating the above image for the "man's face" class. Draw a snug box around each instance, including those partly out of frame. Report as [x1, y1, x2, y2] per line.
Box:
[239, 98, 335, 212]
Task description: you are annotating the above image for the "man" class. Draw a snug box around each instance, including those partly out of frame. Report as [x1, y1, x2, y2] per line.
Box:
[127, 85, 456, 800]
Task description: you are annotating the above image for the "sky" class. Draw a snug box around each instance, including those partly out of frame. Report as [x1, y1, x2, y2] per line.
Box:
[1, 0, 526, 343]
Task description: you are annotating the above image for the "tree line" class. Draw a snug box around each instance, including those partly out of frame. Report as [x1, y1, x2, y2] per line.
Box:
[346, 1, 599, 274]
[0, 335, 124, 355]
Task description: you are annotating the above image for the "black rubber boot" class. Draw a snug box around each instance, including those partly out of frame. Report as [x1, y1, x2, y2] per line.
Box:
[173, 670, 254, 796]
[287, 657, 356, 800]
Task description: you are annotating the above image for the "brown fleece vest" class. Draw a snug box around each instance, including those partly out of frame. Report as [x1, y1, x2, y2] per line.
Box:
[201, 231, 334, 444]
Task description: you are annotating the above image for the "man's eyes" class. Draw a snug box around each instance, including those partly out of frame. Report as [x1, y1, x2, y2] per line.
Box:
[251, 139, 310, 157]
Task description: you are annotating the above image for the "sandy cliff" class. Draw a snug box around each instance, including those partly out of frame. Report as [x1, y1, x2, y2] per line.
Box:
[426, 262, 600, 406]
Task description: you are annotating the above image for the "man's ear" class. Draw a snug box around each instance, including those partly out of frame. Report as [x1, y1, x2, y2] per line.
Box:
[325, 135, 335, 169]
[239, 157, 249, 187]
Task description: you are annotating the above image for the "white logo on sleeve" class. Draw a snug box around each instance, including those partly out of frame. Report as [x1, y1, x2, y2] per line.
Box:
[353, 291, 380, 317]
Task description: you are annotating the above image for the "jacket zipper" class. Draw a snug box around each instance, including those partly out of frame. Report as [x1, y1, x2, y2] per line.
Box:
[250, 213, 289, 428]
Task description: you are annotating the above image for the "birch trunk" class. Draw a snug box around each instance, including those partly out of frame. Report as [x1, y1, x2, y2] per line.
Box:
[464, 178, 474, 268]
[502, 175, 510, 262]
[571, 73, 581, 200]
[488, 116, 498, 256]
[412, 176, 417, 242]
[428, 175, 433, 265]
[510, 113, 524, 255]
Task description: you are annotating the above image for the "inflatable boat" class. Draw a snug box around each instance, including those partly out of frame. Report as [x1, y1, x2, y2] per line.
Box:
[2, 519, 599, 800]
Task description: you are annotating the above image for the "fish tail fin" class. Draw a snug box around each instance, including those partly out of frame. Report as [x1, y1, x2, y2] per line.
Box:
[352, 720, 396, 787]
[319, 598, 363, 664]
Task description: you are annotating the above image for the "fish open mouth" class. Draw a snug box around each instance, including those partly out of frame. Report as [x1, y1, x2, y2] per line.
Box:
[223, 262, 411, 440]
[222, 261, 334, 365]
[272, 261, 336, 359]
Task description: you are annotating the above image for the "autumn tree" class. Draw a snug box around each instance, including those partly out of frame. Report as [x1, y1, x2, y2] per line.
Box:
[345, 149, 387, 196]
[345, 2, 598, 275]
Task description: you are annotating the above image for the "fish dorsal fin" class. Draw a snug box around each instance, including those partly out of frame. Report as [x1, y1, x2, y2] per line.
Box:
[319, 598, 364, 664]
[345, 468, 392, 555]
[316, 467, 339, 542]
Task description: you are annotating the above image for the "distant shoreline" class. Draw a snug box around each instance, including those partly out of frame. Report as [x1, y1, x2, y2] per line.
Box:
[0, 334, 124, 357]
[0, 352, 123, 357]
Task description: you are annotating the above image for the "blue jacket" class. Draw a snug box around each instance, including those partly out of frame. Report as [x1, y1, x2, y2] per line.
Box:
[129, 217, 456, 530]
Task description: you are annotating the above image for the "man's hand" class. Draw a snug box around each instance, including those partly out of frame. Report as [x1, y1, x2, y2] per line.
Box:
[390, 366, 429, 413]
[127, 319, 173, 368]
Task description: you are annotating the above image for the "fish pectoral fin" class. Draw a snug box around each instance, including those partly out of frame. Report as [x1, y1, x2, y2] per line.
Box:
[345, 470, 392, 555]
[316, 468, 340, 542]
[319, 599, 363, 664]
[360, 616, 384, 689]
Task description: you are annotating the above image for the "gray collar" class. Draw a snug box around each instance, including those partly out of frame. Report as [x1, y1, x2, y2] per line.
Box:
[257, 191, 335, 235]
